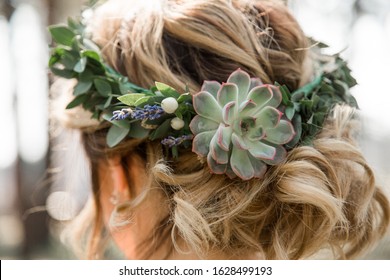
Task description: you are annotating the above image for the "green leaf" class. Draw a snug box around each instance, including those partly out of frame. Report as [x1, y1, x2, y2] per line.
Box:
[155, 82, 180, 98]
[129, 122, 150, 139]
[291, 91, 304, 102]
[113, 120, 131, 129]
[149, 119, 172, 140]
[177, 92, 192, 103]
[312, 112, 326, 126]
[118, 93, 146, 106]
[67, 17, 80, 31]
[103, 96, 113, 108]
[81, 50, 101, 61]
[175, 111, 183, 119]
[82, 38, 101, 52]
[62, 51, 79, 70]
[143, 114, 170, 126]
[49, 25, 76, 47]
[285, 114, 302, 149]
[279, 85, 291, 106]
[172, 146, 179, 158]
[50, 67, 74, 79]
[135, 96, 164, 107]
[49, 55, 60, 67]
[91, 110, 100, 120]
[102, 114, 131, 129]
[285, 106, 295, 120]
[48, 48, 65, 67]
[85, 58, 105, 75]
[73, 80, 92, 96]
[71, 37, 81, 53]
[79, 69, 93, 81]
[74, 57, 87, 73]
[66, 94, 89, 109]
[293, 75, 322, 98]
[106, 125, 130, 148]
[94, 78, 112, 97]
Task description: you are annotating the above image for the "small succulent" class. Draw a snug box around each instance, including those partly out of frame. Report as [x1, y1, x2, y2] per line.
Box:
[190, 69, 295, 180]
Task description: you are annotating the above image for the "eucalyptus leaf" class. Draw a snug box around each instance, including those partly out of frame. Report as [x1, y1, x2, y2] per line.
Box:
[48, 48, 66, 67]
[71, 37, 81, 53]
[106, 125, 130, 148]
[73, 80, 92, 96]
[48, 54, 60, 67]
[50, 67, 74, 79]
[79, 69, 93, 82]
[129, 122, 150, 139]
[61, 51, 79, 70]
[82, 38, 101, 52]
[149, 119, 172, 140]
[67, 17, 80, 31]
[66, 94, 89, 109]
[49, 25, 76, 47]
[81, 50, 101, 61]
[102, 114, 131, 129]
[86, 58, 105, 75]
[74, 57, 87, 73]
[94, 78, 112, 97]
[104, 95, 113, 109]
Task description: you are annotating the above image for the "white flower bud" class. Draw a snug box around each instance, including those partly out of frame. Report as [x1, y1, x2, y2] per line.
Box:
[161, 97, 178, 114]
[171, 117, 185, 130]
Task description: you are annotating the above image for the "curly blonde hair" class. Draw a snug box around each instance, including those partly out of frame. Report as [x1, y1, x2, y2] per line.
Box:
[61, 0, 389, 259]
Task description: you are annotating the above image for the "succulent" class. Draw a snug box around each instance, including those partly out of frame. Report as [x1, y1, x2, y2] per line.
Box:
[190, 69, 295, 180]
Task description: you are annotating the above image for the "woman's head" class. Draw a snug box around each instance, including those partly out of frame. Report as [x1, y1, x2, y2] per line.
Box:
[54, 0, 389, 259]
[91, 0, 308, 92]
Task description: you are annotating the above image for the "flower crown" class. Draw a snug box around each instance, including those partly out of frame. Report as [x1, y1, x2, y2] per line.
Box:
[49, 18, 358, 180]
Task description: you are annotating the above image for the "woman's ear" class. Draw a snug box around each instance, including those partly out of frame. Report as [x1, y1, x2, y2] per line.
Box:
[106, 153, 148, 200]
[106, 157, 130, 204]
[125, 152, 148, 198]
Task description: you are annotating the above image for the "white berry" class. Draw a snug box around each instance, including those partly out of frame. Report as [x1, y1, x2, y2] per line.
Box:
[161, 97, 179, 114]
[171, 117, 185, 130]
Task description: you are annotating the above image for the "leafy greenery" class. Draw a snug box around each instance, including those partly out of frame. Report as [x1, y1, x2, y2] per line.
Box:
[49, 17, 358, 154]
[49, 18, 195, 149]
[280, 53, 358, 147]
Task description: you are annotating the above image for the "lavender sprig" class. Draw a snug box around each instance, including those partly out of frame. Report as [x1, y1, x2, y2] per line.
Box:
[161, 135, 194, 148]
[132, 105, 165, 120]
[111, 108, 132, 121]
[111, 105, 165, 121]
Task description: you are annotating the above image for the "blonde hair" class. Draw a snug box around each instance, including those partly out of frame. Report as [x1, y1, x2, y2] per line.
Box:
[62, 0, 389, 259]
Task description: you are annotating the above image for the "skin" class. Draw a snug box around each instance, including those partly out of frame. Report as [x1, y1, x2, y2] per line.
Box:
[98, 154, 169, 259]
[98, 155, 261, 260]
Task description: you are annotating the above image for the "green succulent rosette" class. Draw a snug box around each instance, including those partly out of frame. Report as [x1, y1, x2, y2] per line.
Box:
[190, 69, 295, 180]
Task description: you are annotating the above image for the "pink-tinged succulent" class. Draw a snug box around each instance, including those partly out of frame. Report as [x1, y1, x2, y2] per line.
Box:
[189, 69, 295, 180]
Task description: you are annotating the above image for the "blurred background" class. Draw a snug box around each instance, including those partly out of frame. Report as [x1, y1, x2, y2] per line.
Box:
[0, 0, 389, 259]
